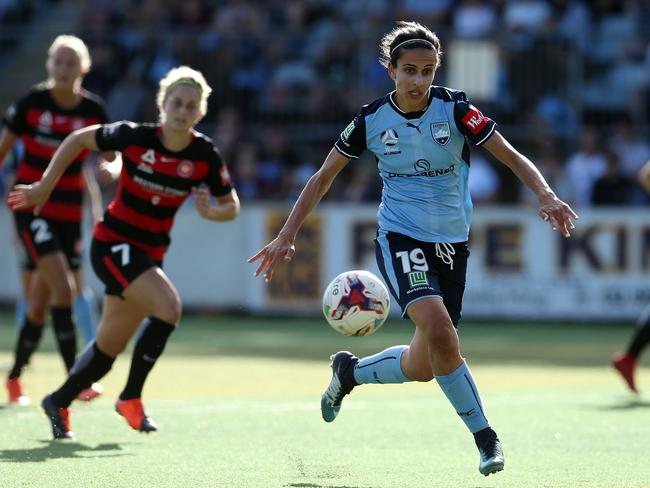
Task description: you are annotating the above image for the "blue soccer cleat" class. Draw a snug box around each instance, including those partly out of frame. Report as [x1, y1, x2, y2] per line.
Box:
[321, 351, 358, 422]
[475, 427, 504, 476]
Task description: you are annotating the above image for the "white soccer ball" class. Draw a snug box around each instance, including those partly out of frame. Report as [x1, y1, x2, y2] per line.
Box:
[322, 270, 390, 336]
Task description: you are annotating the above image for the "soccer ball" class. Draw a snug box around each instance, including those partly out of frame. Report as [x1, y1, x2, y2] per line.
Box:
[322, 270, 390, 336]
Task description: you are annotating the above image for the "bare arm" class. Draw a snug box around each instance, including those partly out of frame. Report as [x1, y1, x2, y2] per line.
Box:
[193, 186, 240, 221]
[637, 159, 650, 193]
[0, 128, 18, 168]
[248, 147, 350, 281]
[82, 163, 103, 223]
[483, 130, 578, 237]
[8, 125, 101, 213]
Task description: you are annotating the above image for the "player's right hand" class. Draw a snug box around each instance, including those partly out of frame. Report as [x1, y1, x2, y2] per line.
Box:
[247, 235, 295, 282]
[7, 182, 51, 215]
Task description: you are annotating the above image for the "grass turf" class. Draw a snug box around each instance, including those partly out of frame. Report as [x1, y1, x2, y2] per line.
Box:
[0, 312, 648, 487]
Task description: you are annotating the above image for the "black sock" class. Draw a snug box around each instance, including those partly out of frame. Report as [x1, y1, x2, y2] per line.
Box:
[119, 317, 175, 401]
[51, 306, 78, 372]
[51, 341, 115, 408]
[474, 426, 497, 449]
[8, 319, 44, 379]
[629, 310, 650, 358]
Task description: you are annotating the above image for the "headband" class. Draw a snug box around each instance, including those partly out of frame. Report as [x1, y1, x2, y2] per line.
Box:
[167, 77, 202, 94]
[390, 38, 435, 56]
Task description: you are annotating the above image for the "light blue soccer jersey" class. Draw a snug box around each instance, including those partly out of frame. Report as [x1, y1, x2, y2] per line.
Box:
[334, 86, 496, 243]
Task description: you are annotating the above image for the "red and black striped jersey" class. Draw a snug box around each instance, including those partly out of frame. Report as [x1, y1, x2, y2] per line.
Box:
[1, 83, 109, 222]
[93, 121, 234, 261]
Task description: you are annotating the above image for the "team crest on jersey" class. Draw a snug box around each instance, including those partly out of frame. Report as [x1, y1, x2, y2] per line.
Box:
[177, 160, 194, 178]
[430, 121, 450, 145]
[39, 111, 52, 127]
[380, 129, 401, 155]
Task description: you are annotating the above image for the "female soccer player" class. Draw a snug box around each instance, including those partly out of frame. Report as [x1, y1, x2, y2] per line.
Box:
[611, 158, 650, 393]
[10, 65, 240, 440]
[249, 21, 577, 477]
[0, 35, 112, 405]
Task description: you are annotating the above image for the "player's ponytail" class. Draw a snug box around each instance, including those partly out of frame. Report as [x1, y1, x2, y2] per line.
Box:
[379, 21, 442, 69]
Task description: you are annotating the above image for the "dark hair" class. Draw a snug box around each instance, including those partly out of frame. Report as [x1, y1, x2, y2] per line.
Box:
[379, 21, 442, 68]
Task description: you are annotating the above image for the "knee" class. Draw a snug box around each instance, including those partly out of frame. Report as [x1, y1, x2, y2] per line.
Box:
[419, 319, 458, 354]
[50, 279, 76, 305]
[27, 300, 49, 324]
[159, 296, 182, 325]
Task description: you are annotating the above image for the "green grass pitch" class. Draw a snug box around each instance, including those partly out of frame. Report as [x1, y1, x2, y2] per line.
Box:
[0, 312, 648, 487]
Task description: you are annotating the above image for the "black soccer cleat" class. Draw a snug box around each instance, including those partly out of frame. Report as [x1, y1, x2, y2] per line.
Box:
[41, 394, 75, 440]
[321, 351, 359, 422]
[474, 427, 505, 476]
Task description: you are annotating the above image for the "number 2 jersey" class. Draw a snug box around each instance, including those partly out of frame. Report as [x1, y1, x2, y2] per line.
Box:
[94, 121, 234, 261]
[335, 86, 496, 243]
[2, 83, 108, 222]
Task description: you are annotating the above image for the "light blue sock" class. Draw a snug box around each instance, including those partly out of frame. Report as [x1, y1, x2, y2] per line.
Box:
[435, 360, 489, 433]
[353, 345, 411, 384]
[74, 289, 97, 345]
[15, 299, 27, 331]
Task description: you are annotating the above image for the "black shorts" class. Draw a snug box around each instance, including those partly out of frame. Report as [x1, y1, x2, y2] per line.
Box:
[91, 238, 161, 297]
[13, 212, 81, 270]
[374, 230, 469, 326]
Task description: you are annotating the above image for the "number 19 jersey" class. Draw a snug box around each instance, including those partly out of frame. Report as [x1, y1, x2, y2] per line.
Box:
[335, 86, 496, 243]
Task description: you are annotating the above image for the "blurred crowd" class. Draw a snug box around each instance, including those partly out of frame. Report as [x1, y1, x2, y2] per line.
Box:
[4, 0, 650, 207]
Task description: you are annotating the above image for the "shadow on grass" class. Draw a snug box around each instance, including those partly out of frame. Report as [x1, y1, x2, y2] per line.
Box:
[287, 484, 368, 488]
[598, 398, 650, 410]
[0, 440, 126, 463]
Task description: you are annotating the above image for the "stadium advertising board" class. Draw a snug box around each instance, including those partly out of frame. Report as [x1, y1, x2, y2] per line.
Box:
[0, 205, 648, 320]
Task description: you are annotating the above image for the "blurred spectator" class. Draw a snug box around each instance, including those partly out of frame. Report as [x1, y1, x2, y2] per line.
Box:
[591, 150, 633, 205]
[609, 116, 650, 177]
[397, 0, 451, 25]
[5, 0, 646, 203]
[452, 0, 497, 39]
[563, 127, 607, 207]
[257, 127, 298, 200]
[503, 0, 553, 32]
[468, 152, 500, 203]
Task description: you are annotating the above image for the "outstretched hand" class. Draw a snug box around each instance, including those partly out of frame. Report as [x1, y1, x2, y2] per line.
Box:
[538, 194, 578, 237]
[247, 235, 296, 282]
[7, 182, 51, 215]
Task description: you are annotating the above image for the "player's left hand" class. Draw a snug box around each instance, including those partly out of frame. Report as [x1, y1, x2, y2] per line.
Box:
[538, 194, 578, 237]
[248, 234, 296, 282]
[192, 185, 212, 219]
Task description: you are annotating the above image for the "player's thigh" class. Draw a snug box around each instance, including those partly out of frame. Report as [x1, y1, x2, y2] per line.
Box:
[375, 230, 441, 318]
[34, 252, 76, 305]
[407, 296, 457, 344]
[96, 295, 148, 356]
[122, 267, 181, 324]
[14, 213, 75, 303]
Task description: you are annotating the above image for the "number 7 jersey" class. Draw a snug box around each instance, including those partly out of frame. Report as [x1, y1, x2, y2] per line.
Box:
[335, 86, 496, 243]
[93, 121, 233, 260]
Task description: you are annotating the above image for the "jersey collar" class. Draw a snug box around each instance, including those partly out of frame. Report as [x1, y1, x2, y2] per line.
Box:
[388, 87, 433, 120]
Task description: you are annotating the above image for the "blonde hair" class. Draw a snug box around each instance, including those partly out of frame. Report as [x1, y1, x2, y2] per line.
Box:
[156, 66, 212, 118]
[48, 35, 92, 73]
